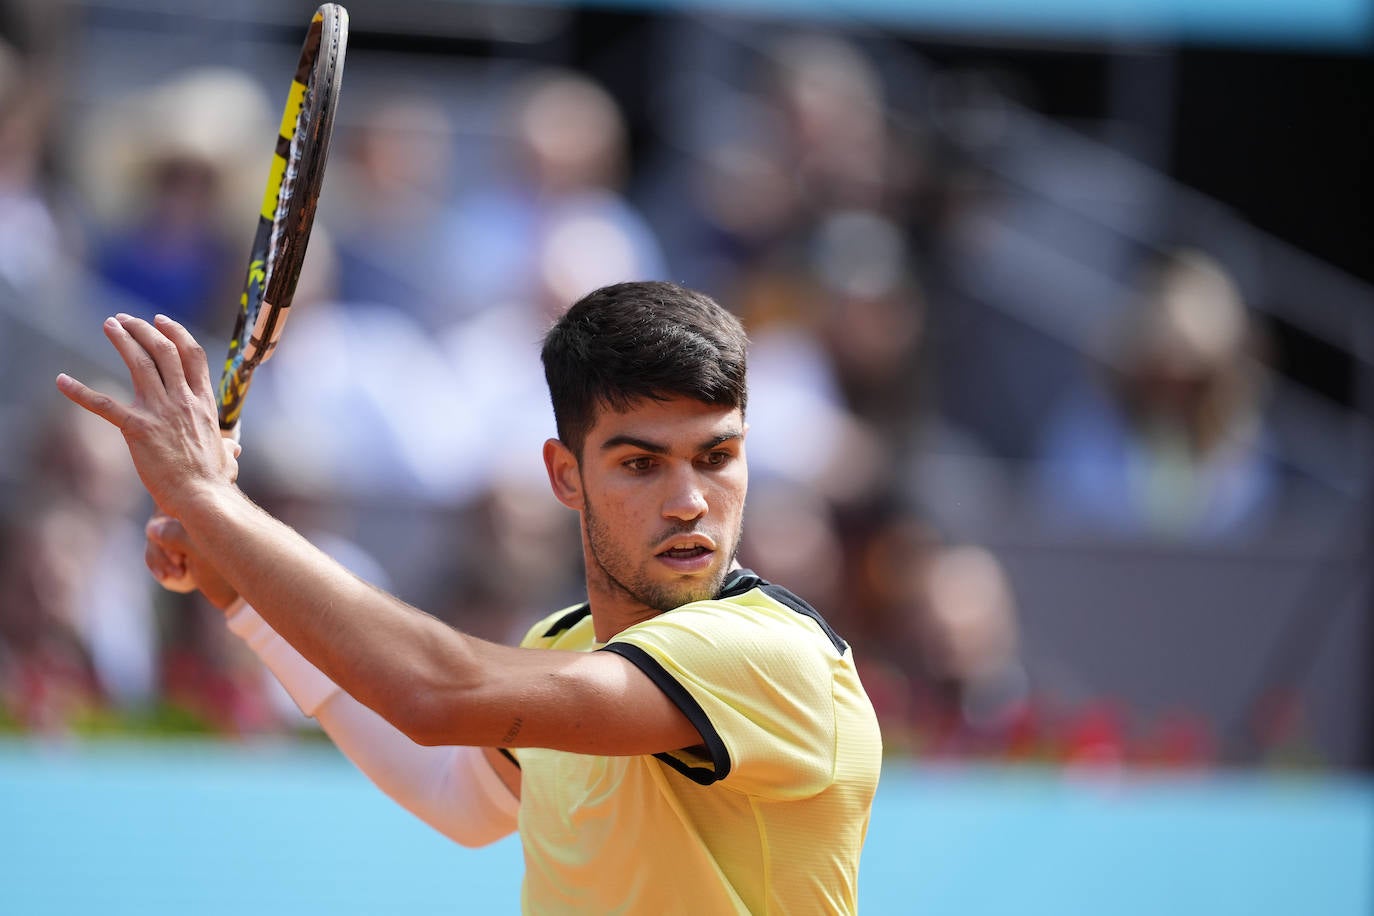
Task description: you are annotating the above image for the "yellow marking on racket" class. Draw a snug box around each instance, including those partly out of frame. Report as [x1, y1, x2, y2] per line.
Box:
[221, 372, 250, 405]
[279, 80, 308, 139]
[260, 154, 287, 220]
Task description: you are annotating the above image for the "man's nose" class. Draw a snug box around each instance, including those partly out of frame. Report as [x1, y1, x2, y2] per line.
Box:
[662, 467, 708, 521]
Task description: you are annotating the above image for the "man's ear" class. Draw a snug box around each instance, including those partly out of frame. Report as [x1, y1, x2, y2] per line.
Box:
[543, 438, 584, 510]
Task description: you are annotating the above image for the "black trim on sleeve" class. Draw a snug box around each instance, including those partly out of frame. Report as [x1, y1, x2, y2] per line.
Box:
[716, 569, 848, 655]
[716, 567, 759, 599]
[598, 642, 731, 786]
[759, 583, 848, 655]
[542, 603, 591, 638]
[496, 747, 520, 769]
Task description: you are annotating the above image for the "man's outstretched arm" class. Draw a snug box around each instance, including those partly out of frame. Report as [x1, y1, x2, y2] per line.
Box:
[57, 313, 701, 756]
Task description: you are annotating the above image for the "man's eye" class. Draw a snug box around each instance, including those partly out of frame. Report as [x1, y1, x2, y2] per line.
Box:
[624, 457, 654, 472]
[703, 451, 730, 467]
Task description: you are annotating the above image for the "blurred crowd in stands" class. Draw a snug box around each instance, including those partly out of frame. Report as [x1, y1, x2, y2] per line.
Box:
[0, 4, 1361, 770]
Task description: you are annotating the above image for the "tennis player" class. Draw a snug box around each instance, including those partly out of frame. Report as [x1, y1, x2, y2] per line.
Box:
[56, 281, 882, 913]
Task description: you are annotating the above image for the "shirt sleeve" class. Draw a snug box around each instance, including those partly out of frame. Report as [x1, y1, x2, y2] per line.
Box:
[600, 601, 837, 799]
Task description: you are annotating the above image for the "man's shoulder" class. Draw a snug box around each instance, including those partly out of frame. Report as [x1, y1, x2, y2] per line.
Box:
[713, 570, 848, 655]
[519, 602, 592, 649]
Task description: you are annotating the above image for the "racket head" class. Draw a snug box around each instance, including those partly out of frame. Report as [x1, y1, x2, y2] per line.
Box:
[217, 3, 348, 435]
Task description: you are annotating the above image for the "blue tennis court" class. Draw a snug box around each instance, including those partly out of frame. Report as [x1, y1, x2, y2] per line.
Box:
[3, 741, 1369, 914]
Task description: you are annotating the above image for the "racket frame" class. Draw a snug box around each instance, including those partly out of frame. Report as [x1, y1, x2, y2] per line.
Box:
[216, 3, 348, 438]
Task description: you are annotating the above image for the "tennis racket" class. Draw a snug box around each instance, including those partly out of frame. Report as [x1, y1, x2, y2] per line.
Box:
[153, 5, 347, 595]
[216, 3, 348, 439]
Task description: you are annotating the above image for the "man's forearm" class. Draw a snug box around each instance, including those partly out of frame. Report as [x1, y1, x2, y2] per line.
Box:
[177, 483, 495, 744]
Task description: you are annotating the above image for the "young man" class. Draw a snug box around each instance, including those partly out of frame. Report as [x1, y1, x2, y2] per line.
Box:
[57, 281, 882, 913]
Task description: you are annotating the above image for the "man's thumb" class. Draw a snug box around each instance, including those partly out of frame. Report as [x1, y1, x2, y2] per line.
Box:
[146, 514, 187, 548]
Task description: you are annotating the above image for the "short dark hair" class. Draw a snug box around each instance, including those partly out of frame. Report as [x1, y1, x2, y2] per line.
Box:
[541, 281, 749, 457]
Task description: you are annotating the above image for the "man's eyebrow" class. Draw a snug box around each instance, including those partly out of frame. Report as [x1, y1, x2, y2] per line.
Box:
[600, 430, 743, 454]
[700, 431, 744, 451]
[601, 435, 669, 454]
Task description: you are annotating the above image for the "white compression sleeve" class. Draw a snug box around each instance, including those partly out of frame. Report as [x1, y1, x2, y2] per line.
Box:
[225, 602, 519, 847]
[226, 599, 339, 716]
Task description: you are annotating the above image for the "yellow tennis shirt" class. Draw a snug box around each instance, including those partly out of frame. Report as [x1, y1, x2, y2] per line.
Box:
[511, 569, 882, 914]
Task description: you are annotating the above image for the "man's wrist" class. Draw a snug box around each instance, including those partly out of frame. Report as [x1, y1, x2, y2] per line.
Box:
[171, 479, 248, 536]
[167, 482, 253, 612]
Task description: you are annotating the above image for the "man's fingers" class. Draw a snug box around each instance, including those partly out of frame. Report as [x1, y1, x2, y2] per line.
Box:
[153, 314, 214, 400]
[100, 315, 164, 401]
[55, 373, 134, 429]
[222, 437, 242, 484]
[146, 514, 197, 593]
[117, 313, 188, 393]
[144, 529, 187, 582]
[147, 513, 192, 552]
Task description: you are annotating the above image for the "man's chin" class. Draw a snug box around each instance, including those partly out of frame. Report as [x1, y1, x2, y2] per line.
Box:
[648, 570, 729, 612]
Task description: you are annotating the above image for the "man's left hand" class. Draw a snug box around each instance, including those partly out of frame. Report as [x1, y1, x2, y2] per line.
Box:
[56, 313, 239, 521]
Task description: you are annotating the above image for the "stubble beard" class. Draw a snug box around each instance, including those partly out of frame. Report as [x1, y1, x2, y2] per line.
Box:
[583, 497, 743, 613]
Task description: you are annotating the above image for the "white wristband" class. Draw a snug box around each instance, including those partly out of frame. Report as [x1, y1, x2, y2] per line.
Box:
[226, 600, 341, 717]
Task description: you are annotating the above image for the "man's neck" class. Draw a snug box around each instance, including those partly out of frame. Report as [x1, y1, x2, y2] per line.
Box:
[586, 561, 745, 643]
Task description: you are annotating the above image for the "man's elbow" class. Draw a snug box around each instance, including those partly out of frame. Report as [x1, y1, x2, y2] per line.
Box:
[386, 692, 468, 748]
[449, 827, 507, 849]
[407, 727, 456, 748]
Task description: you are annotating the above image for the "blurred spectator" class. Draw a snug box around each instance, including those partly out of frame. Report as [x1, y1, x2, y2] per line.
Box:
[647, 30, 908, 299]
[734, 210, 928, 506]
[431, 476, 583, 648]
[324, 90, 471, 331]
[0, 403, 155, 732]
[439, 68, 667, 324]
[326, 70, 665, 334]
[843, 504, 1031, 758]
[744, 328, 887, 502]
[767, 33, 892, 215]
[0, 35, 80, 499]
[0, 38, 67, 295]
[1035, 249, 1276, 539]
[76, 68, 269, 328]
[810, 210, 928, 460]
[30, 404, 158, 706]
[0, 500, 104, 733]
[247, 230, 479, 505]
[738, 479, 847, 621]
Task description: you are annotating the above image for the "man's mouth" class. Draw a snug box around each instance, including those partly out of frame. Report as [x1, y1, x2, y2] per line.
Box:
[658, 545, 712, 560]
[654, 535, 717, 570]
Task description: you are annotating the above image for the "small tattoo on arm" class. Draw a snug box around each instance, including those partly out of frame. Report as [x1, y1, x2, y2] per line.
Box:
[502, 717, 524, 745]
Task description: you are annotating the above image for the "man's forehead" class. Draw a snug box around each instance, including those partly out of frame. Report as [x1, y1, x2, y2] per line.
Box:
[588, 396, 744, 446]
